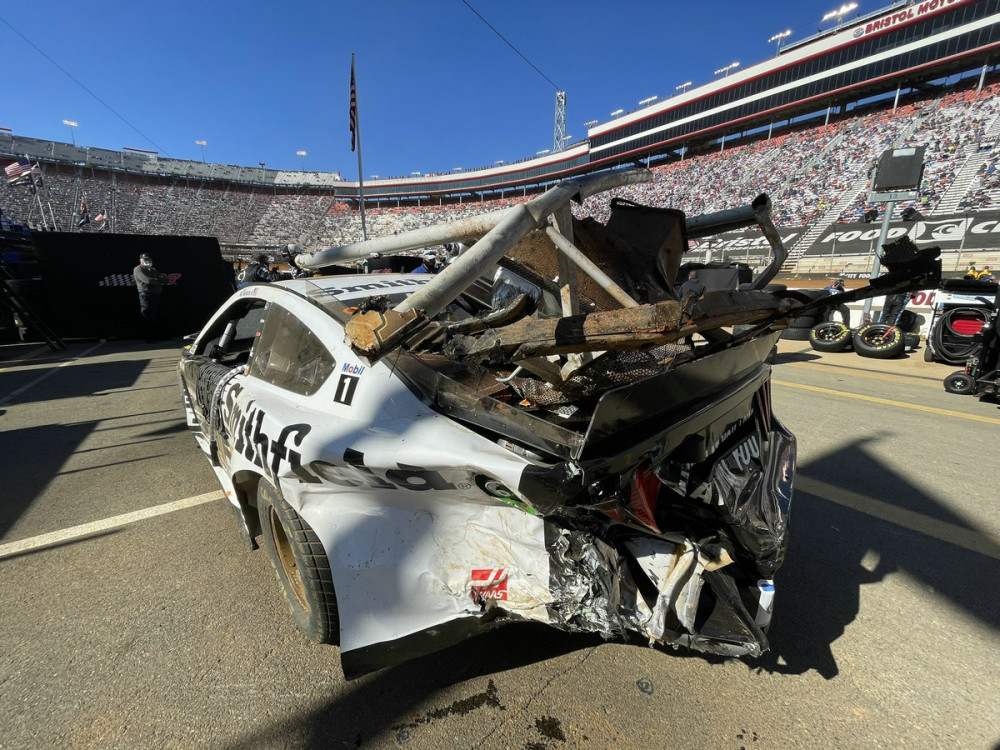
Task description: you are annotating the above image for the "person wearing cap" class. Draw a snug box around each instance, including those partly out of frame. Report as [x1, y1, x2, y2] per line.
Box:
[823, 277, 851, 327]
[411, 251, 439, 274]
[133, 252, 169, 340]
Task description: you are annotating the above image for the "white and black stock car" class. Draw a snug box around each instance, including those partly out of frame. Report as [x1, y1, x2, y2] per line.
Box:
[179, 169, 940, 678]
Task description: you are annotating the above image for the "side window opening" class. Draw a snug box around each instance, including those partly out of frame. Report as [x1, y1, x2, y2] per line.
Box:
[248, 304, 336, 396]
[195, 300, 268, 366]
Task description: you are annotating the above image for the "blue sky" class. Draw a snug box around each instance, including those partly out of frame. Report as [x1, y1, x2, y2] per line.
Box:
[2, 1, 874, 178]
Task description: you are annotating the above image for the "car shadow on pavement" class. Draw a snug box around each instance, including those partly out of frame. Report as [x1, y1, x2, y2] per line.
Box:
[751, 438, 1000, 679]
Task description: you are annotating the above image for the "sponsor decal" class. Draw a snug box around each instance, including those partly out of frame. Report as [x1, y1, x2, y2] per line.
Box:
[333, 373, 360, 405]
[314, 277, 432, 298]
[225, 396, 321, 485]
[342, 362, 366, 376]
[470, 568, 508, 602]
[310, 449, 458, 492]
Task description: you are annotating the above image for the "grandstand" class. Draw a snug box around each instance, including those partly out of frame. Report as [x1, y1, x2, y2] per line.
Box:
[4, 0, 1000, 275]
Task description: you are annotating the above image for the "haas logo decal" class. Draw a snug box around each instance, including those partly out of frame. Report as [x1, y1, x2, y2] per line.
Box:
[470, 568, 508, 602]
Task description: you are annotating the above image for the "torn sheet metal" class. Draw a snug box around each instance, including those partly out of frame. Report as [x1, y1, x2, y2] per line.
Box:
[179, 169, 942, 679]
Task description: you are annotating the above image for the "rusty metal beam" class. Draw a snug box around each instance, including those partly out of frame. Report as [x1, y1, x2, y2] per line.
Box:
[446, 291, 794, 362]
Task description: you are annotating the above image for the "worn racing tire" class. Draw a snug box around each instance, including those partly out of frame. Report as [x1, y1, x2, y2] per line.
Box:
[853, 323, 905, 359]
[809, 321, 853, 352]
[779, 326, 812, 341]
[943, 371, 976, 395]
[788, 315, 820, 329]
[257, 480, 340, 644]
[923, 344, 935, 362]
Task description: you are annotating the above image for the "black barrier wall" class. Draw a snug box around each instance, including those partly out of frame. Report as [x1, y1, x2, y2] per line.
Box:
[29, 233, 235, 338]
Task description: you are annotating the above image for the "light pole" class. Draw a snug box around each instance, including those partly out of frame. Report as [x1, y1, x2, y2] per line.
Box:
[583, 120, 598, 130]
[822, 2, 858, 27]
[494, 160, 504, 166]
[611, 108, 624, 118]
[768, 29, 791, 55]
[714, 62, 740, 77]
[195, 140, 207, 162]
[676, 82, 692, 94]
[63, 119, 78, 146]
[296, 150, 307, 170]
[536, 149, 550, 156]
[639, 96, 658, 107]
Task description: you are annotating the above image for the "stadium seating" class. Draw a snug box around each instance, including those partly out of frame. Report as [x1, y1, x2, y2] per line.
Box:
[4, 80, 1000, 259]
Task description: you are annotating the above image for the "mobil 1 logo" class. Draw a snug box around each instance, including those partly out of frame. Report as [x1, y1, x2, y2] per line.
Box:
[333, 362, 366, 406]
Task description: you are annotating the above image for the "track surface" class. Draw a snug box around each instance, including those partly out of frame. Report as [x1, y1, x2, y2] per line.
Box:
[1, 338, 998, 750]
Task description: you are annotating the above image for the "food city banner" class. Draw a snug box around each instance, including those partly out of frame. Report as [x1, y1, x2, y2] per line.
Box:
[802, 210, 1000, 256]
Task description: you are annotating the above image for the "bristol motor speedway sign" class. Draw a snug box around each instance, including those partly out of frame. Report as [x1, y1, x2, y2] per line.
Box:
[690, 228, 807, 263]
[851, 0, 973, 39]
[803, 211, 1000, 256]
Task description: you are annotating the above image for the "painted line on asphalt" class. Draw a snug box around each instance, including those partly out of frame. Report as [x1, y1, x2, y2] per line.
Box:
[797, 476, 1000, 560]
[0, 491, 225, 560]
[0, 341, 105, 407]
[772, 379, 1000, 425]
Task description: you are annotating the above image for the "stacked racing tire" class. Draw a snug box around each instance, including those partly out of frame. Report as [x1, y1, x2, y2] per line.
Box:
[780, 289, 831, 341]
[853, 323, 905, 359]
[809, 321, 853, 352]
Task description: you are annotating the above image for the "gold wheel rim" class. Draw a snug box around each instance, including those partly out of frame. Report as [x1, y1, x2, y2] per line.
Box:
[270, 506, 309, 610]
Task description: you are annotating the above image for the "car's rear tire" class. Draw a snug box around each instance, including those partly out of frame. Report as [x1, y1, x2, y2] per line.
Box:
[809, 321, 852, 352]
[257, 480, 340, 644]
[943, 371, 976, 395]
[854, 323, 905, 359]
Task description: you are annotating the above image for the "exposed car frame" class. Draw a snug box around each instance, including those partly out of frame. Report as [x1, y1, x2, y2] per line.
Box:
[180, 169, 940, 678]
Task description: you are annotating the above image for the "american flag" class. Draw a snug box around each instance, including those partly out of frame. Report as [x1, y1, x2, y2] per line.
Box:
[5, 158, 31, 181]
[350, 56, 357, 152]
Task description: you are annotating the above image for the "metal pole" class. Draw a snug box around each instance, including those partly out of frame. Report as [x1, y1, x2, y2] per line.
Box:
[544, 225, 639, 308]
[862, 200, 895, 318]
[352, 54, 368, 241]
[893, 85, 901, 113]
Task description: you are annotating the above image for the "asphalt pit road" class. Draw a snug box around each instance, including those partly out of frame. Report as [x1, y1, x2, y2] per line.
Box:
[535, 715, 566, 741]
[392, 678, 505, 735]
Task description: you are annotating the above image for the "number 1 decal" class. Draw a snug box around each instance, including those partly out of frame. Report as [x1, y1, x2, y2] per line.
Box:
[334, 374, 359, 406]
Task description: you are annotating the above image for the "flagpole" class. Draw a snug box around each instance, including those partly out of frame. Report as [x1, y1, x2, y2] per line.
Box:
[351, 53, 369, 241]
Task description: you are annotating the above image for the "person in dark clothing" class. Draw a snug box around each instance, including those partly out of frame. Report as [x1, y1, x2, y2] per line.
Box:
[879, 292, 910, 325]
[679, 270, 706, 298]
[824, 277, 851, 327]
[133, 252, 168, 340]
[236, 254, 282, 288]
[411, 251, 439, 274]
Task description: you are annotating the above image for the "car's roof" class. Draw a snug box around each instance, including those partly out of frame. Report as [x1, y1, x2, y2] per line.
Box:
[277, 273, 434, 301]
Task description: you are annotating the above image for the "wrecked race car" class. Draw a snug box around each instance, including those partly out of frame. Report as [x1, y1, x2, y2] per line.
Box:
[179, 169, 940, 678]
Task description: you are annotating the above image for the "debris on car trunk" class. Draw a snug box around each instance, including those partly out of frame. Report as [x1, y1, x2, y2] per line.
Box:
[176, 169, 942, 678]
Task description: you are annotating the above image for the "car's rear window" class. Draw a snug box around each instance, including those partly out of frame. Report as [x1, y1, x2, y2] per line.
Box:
[248, 304, 336, 396]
